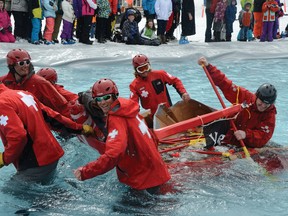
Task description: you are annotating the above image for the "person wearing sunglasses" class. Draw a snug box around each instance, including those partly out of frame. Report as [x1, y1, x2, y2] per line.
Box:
[198, 57, 277, 148]
[0, 83, 94, 183]
[0, 49, 72, 119]
[129, 54, 191, 117]
[74, 78, 171, 194]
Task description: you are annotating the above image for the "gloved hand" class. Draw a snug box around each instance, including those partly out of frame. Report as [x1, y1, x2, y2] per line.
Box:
[82, 125, 94, 136]
[182, 92, 191, 102]
[198, 56, 209, 67]
[0, 28, 5, 34]
[49, 1, 54, 6]
[0, 152, 4, 169]
[8, 26, 12, 33]
[110, 14, 115, 21]
[144, 10, 149, 17]
[234, 130, 246, 140]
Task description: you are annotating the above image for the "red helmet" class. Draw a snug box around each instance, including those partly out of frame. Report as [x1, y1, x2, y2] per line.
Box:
[36, 68, 58, 84]
[6, 49, 31, 66]
[92, 78, 119, 98]
[132, 54, 150, 68]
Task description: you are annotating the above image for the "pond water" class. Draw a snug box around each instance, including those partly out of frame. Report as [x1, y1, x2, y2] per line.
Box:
[0, 57, 287, 216]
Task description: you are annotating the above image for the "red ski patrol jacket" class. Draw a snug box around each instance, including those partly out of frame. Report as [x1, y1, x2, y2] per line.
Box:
[129, 70, 187, 115]
[54, 84, 79, 102]
[0, 72, 71, 118]
[80, 97, 171, 190]
[0, 84, 78, 171]
[206, 64, 277, 148]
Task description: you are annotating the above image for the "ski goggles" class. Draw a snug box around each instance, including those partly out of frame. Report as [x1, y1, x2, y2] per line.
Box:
[16, 59, 30, 66]
[94, 94, 112, 102]
[136, 63, 150, 74]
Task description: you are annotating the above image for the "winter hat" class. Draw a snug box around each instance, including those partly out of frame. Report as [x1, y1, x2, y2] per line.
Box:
[127, 9, 135, 16]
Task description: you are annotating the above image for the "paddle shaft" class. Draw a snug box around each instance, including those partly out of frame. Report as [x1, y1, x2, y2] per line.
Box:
[202, 65, 250, 157]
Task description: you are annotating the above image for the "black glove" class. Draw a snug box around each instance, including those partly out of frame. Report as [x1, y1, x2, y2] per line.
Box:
[0, 28, 5, 34]
[94, 7, 99, 15]
[49, 1, 54, 6]
[144, 10, 149, 17]
[110, 14, 115, 20]
[8, 26, 12, 33]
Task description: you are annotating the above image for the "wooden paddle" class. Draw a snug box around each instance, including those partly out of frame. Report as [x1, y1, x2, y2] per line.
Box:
[202, 64, 251, 158]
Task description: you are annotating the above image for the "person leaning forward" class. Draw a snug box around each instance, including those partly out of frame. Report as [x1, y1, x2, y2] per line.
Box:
[198, 57, 277, 148]
[74, 78, 170, 194]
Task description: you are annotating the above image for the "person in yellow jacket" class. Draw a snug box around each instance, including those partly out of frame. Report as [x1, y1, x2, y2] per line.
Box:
[29, 0, 43, 44]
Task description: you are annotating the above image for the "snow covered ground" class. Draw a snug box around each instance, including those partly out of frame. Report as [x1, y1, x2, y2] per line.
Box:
[0, 0, 288, 67]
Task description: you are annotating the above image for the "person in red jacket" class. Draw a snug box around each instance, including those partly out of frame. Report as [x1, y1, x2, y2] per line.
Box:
[74, 78, 171, 194]
[129, 54, 191, 116]
[0, 83, 90, 183]
[198, 57, 277, 148]
[36, 67, 78, 102]
[0, 49, 71, 118]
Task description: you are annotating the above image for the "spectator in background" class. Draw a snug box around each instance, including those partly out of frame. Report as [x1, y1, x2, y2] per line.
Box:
[11, 0, 31, 41]
[28, 0, 43, 45]
[179, 0, 195, 44]
[272, 0, 284, 39]
[140, 18, 161, 46]
[165, 0, 181, 41]
[60, 0, 76, 45]
[42, 0, 58, 45]
[0, 0, 15, 43]
[142, 0, 156, 20]
[4, 0, 11, 16]
[213, 0, 227, 42]
[237, 2, 253, 41]
[224, 0, 237, 41]
[260, 0, 279, 42]
[105, 0, 117, 41]
[52, 0, 63, 43]
[95, 0, 111, 43]
[253, 0, 266, 39]
[204, 0, 217, 42]
[155, 0, 172, 44]
[122, 10, 141, 44]
[76, 0, 97, 45]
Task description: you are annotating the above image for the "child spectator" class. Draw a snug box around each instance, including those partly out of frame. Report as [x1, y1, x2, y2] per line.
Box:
[260, 0, 279, 42]
[122, 10, 141, 44]
[140, 19, 160, 46]
[224, 0, 237, 41]
[237, 2, 253, 41]
[61, 0, 76, 44]
[42, 0, 58, 45]
[29, 0, 42, 45]
[272, 0, 284, 39]
[213, 0, 227, 42]
[0, 0, 15, 42]
[179, 0, 195, 44]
